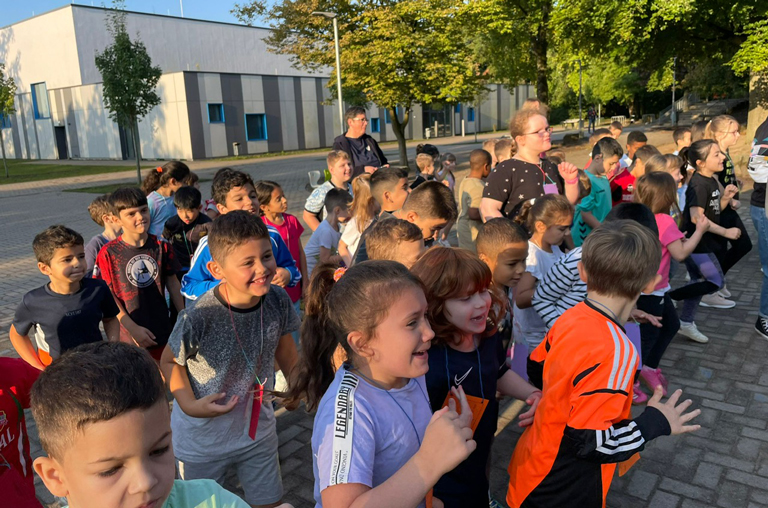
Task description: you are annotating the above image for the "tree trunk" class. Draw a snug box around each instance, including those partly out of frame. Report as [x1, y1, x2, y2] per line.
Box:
[0, 128, 7, 178]
[132, 118, 142, 185]
[390, 105, 411, 171]
[532, 1, 551, 104]
[747, 71, 768, 142]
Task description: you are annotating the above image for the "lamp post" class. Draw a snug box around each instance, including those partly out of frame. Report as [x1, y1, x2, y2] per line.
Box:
[179, 0, 184, 17]
[577, 59, 583, 138]
[671, 56, 678, 125]
[312, 11, 345, 135]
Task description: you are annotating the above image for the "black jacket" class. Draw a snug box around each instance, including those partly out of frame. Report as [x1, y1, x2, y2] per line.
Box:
[333, 133, 388, 178]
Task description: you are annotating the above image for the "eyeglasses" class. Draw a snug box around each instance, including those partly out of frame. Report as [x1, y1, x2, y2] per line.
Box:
[523, 127, 553, 137]
[351, 117, 368, 123]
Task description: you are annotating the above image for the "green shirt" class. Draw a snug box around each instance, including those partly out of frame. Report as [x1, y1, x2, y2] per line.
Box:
[64, 479, 250, 508]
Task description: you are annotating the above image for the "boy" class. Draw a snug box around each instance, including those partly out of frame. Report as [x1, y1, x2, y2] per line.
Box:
[94, 188, 183, 360]
[162, 211, 300, 508]
[494, 139, 515, 165]
[619, 130, 648, 169]
[10, 225, 119, 369]
[32, 341, 264, 508]
[483, 138, 501, 168]
[396, 180, 458, 248]
[303, 150, 353, 231]
[572, 138, 622, 246]
[366, 218, 425, 269]
[162, 185, 212, 274]
[457, 149, 492, 251]
[507, 220, 700, 508]
[353, 167, 411, 264]
[181, 168, 300, 301]
[85, 194, 121, 277]
[609, 121, 623, 139]
[411, 153, 436, 189]
[304, 189, 352, 275]
[673, 126, 692, 155]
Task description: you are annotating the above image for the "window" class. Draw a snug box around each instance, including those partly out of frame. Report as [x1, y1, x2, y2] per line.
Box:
[454, 104, 461, 114]
[468, 107, 475, 122]
[370, 118, 380, 133]
[208, 103, 225, 123]
[31, 82, 50, 119]
[0, 113, 11, 129]
[245, 113, 268, 141]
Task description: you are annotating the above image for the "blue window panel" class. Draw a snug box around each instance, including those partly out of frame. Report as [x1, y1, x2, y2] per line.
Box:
[208, 103, 225, 123]
[468, 107, 475, 122]
[31, 82, 50, 120]
[245, 113, 268, 141]
[0, 113, 11, 129]
[454, 104, 461, 114]
[370, 118, 380, 133]
[385, 109, 391, 124]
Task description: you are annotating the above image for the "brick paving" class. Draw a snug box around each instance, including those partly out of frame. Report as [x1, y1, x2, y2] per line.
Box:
[3, 129, 766, 507]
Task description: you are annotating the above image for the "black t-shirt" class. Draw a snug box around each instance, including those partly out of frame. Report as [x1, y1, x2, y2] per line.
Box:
[482, 158, 564, 218]
[684, 172, 724, 254]
[717, 151, 739, 200]
[425, 332, 509, 506]
[162, 214, 212, 271]
[348, 136, 381, 171]
[12, 278, 119, 359]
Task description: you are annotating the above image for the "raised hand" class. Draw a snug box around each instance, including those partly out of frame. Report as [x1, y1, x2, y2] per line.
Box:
[272, 267, 291, 287]
[558, 162, 579, 182]
[419, 386, 476, 474]
[646, 386, 701, 436]
[723, 184, 739, 200]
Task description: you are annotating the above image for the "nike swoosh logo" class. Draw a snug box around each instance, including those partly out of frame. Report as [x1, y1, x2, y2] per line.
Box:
[454, 367, 473, 386]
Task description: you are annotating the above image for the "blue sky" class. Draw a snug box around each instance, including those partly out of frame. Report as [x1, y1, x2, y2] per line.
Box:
[4, 1, 253, 27]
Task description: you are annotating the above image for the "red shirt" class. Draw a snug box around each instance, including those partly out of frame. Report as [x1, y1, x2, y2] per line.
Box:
[263, 214, 304, 303]
[610, 170, 636, 206]
[0, 359, 40, 503]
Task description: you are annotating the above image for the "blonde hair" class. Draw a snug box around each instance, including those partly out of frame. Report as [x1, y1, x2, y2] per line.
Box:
[644, 154, 682, 175]
[349, 174, 378, 234]
[367, 218, 423, 262]
[508, 110, 546, 140]
[495, 139, 516, 162]
[704, 115, 738, 144]
[327, 150, 351, 168]
[416, 153, 435, 171]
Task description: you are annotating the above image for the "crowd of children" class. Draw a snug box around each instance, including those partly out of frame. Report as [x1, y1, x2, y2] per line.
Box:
[15, 103, 768, 508]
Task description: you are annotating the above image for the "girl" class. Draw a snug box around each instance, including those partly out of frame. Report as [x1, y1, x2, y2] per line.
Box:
[141, 161, 190, 237]
[633, 172, 710, 402]
[256, 181, 307, 335]
[513, 194, 573, 351]
[435, 153, 456, 191]
[668, 140, 742, 344]
[285, 261, 477, 508]
[339, 174, 378, 266]
[182, 171, 200, 189]
[412, 247, 541, 508]
[644, 154, 684, 185]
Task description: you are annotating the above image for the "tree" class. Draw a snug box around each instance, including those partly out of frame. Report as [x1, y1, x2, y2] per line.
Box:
[94, 1, 161, 184]
[0, 64, 16, 178]
[233, 0, 484, 168]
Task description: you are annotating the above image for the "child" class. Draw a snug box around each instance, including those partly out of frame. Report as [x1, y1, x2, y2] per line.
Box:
[339, 174, 378, 266]
[366, 218, 426, 269]
[94, 187, 183, 360]
[673, 126, 692, 155]
[634, 172, 710, 401]
[483, 138, 501, 168]
[412, 247, 542, 508]
[161, 212, 299, 508]
[181, 168, 300, 301]
[457, 149, 492, 251]
[0, 358, 40, 506]
[436, 153, 457, 190]
[182, 170, 200, 188]
[304, 150, 353, 231]
[32, 342, 263, 508]
[84, 194, 121, 277]
[411, 153, 436, 189]
[11, 226, 119, 369]
[397, 180, 458, 248]
[609, 120, 623, 139]
[495, 139, 516, 165]
[257, 180, 307, 313]
[669, 140, 742, 343]
[162, 185, 213, 275]
[619, 130, 647, 169]
[304, 189, 352, 275]
[573, 138, 619, 246]
[506, 220, 701, 508]
[513, 195, 573, 351]
[142, 161, 191, 237]
[611, 144, 660, 206]
[284, 261, 476, 507]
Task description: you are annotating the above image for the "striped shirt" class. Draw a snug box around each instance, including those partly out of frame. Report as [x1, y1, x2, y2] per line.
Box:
[532, 247, 587, 329]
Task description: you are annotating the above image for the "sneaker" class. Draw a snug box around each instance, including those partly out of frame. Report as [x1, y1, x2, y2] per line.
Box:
[756, 317, 768, 340]
[700, 293, 736, 309]
[632, 381, 648, 404]
[640, 366, 668, 397]
[678, 321, 709, 343]
[718, 285, 732, 298]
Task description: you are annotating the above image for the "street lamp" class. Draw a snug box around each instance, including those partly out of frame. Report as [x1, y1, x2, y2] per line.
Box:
[671, 56, 678, 125]
[576, 59, 583, 138]
[312, 11, 345, 136]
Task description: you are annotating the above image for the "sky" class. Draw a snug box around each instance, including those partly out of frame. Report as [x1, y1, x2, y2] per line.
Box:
[3, 0, 257, 27]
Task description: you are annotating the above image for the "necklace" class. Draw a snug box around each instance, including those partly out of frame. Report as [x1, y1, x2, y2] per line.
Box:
[222, 283, 265, 386]
[585, 297, 621, 325]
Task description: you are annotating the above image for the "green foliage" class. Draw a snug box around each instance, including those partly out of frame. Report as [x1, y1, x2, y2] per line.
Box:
[683, 59, 747, 98]
[731, 20, 768, 75]
[0, 63, 16, 120]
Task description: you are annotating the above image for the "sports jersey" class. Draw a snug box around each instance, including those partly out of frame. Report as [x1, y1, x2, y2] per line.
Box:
[507, 301, 671, 508]
[610, 169, 635, 206]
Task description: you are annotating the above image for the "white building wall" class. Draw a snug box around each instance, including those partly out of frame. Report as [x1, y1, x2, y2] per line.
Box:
[0, 128, 15, 159]
[71, 84, 121, 159]
[138, 73, 192, 160]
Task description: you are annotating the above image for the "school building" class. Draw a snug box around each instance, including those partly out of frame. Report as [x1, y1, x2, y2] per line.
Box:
[0, 5, 535, 161]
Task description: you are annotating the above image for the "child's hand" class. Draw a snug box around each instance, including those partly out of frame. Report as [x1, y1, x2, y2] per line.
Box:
[723, 184, 739, 200]
[518, 390, 542, 427]
[558, 162, 579, 182]
[630, 309, 662, 328]
[725, 227, 742, 240]
[730, 199, 741, 210]
[191, 392, 240, 418]
[273, 268, 291, 287]
[129, 324, 157, 348]
[646, 386, 701, 436]
[695, 215, 711, 232]
[418, 387, 476, 477]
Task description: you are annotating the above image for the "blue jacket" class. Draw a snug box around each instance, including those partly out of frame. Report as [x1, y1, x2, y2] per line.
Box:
[181, 226, 300, 300]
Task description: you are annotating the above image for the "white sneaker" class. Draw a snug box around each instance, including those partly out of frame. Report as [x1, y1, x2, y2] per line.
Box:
[700, 293, 736, 309]
[678, 321, 709, 343]
[718, 286, 731, 298]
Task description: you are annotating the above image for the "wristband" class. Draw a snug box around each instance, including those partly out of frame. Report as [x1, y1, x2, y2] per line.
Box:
[565, 177, 578, 185]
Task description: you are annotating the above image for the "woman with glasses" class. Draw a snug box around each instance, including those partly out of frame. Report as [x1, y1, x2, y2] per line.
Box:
[480, 109, 579, 221]
[333, 106, 389, 178]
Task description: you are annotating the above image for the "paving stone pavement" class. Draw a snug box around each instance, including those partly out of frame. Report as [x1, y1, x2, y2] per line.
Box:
[3, 131, 764, 507]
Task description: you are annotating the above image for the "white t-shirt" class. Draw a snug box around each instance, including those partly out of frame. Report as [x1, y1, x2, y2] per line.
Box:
[312, 366, 432, 508]
[340, 217, 372, 260]
[305, 220, 342, 275]
[513, 242, 564, 348]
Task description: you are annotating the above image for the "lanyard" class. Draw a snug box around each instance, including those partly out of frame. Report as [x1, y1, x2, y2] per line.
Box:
[524, 159, 556, 185]
[444, 339, 484, 402]
[222, 284, 265, 386]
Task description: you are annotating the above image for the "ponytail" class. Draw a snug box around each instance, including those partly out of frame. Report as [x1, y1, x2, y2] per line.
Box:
[681, 140, 718, 172]
[141, 161, 191, 195]
[514, 193, 573, 235]
[703, 115, 737, 144]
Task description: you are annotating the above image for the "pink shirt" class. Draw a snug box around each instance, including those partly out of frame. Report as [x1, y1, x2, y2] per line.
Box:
[263, 214, 304, 303]
[655, 213, 684, 291]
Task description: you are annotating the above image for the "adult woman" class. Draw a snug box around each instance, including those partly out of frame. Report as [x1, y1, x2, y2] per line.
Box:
[480, 110, 579, 220]
[333, 107, 388, 178]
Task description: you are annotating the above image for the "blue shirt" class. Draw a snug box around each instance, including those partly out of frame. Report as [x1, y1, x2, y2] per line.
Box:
[572, 172, 612, 246]
[181, 226, 300, 300]
[147, 191, 177, 238]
